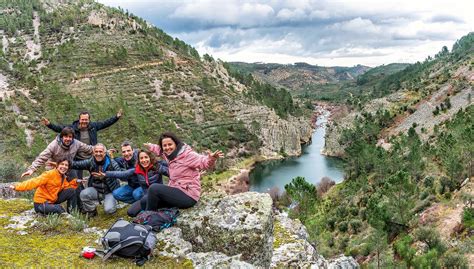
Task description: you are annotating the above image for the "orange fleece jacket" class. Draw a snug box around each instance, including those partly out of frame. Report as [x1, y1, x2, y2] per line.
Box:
[15, 169, 78, 204]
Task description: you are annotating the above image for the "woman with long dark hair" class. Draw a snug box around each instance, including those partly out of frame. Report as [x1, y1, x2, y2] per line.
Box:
[103, 149, 169, 216]
[9, 159, 79, 215]
[144, 131, 224, 211]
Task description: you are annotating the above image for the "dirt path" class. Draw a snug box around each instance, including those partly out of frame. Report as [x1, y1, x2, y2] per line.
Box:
[74, 59, 188, 80]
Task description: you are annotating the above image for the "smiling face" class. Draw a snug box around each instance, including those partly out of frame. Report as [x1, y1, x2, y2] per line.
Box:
[93, 145, 106, 162]
[62, 133, 74, 146]
[161, 138, 176, 156]
[57, 160, 69, 175]
[78, 114, 90, 129]
[121, 145, 133, 161]
[139, 152, 151, 168]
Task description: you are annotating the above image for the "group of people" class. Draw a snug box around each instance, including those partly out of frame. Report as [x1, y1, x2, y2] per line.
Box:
[9, 110, 224, 217]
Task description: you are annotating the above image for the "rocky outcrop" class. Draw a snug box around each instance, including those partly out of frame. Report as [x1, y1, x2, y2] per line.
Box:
[153, 192, 358, 268]
[177, 192, 273, 267]
[0, 183, 17, 199]
[272, 212, 328, 268]
[232, 102, 313, 158]
[328, 255, 359, 269]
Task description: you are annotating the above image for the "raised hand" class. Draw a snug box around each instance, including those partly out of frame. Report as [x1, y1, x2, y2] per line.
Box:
[144, 143, 153, 150]
[207, 150, 224, 160]
[21, 170, 33, 178]
[40, 117, 50, 126]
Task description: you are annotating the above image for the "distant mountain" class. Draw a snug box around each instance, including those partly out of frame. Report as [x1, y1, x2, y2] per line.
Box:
[228, 62, 371, 91]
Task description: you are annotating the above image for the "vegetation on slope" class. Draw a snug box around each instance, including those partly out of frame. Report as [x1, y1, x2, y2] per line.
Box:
[280, 33, 473, 267]
[0, 0, 308, 181]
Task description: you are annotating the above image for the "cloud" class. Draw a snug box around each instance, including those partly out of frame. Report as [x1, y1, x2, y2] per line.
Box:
[97, 0, 474, 66]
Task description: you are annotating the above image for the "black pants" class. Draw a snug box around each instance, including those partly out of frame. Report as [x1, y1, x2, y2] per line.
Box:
[145, 183, 197, 211]
[33, 188, 77, 215]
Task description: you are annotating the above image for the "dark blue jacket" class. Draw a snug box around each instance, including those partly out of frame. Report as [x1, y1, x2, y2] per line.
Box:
[106, 161, 169, 194]
[72, 155, 121, 194]
[46, 115, 120, 145]
[114, 149, 138, 170]
[114, 149, 140, 188]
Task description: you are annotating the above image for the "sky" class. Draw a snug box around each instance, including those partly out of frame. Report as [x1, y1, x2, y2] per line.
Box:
[97, 0, 473, 67]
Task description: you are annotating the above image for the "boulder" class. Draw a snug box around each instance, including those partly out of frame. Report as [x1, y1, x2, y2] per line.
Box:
[0, 183, 18, 199]
[177, 192, 273, 267]
[328, 255, 359, 269]
[271, 212, 328, 268]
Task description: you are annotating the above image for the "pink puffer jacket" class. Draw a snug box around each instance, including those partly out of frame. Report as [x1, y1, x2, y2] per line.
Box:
[149, 143, 216, 201]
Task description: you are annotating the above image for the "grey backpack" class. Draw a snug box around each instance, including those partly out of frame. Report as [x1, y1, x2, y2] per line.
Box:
[98, 219, 156, 266]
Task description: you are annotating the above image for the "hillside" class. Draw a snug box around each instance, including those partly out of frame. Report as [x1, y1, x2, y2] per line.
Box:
[227, 61, 413, 104]
[283, 33, 473, 268]
[0, 0, 313, 182]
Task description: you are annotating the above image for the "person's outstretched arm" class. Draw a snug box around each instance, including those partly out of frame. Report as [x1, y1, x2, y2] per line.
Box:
[92, 109, 122, 131]
[186, 150, 224, 170]
[12, 172, 50, 191]
[23, 144, 54, 177]
[40, 117, 67, 133]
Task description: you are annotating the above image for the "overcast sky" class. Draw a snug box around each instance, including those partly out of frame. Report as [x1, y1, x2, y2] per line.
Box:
[97, 0, 473, 67]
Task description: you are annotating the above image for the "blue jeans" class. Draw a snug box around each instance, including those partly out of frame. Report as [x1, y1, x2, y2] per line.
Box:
[112, 185, 144, 204]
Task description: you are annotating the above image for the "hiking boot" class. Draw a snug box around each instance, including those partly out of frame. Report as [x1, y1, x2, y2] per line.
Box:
[82, 209, 98, 218]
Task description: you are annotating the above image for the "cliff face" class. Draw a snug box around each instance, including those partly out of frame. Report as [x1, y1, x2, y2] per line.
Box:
[232, 101, 313, 158]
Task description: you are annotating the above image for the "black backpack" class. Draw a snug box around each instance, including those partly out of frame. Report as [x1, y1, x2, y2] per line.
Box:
[133, 208, 179, 232]
[98, 219, 157, 266]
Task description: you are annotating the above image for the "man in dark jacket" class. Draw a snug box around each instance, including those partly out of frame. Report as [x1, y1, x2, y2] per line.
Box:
[72, 143, 121, 216]
[112, 141, 143, 204]
[41, 110, 122, 147]
[41, 109, 122, 178]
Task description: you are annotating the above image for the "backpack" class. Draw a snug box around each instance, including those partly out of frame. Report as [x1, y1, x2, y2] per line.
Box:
[98, 219, 157, 266]
[133, 208, 179, 232]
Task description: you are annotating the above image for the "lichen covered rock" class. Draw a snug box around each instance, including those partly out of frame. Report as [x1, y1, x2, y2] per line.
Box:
[271, 212, 328, 268]
[177, 192, 273, 267]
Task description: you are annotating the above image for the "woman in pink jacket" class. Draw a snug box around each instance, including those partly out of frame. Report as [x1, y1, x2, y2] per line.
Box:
[144, 132, 223, 211]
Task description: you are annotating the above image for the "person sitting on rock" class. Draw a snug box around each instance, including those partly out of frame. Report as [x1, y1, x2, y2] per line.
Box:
[110, 141, 144, 205]
[21, 127, 93, 179]
[9, 159, 79, 215]
[71, 143, 121, 216]
[143, 132, 223, 211]
[101, 149, 169, 217]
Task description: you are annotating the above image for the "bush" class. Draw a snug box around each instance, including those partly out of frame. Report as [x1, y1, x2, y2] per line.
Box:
[338, 221, 349, 232]
[462, 207, 474, 229]
[327, 217, 336, 231]
[69, 209, 88, 231]
[442, 252, 469, 269]
[317, 177, 335, 197]
[349, 219, 363, 234]
[0, 161, 23, 182]
[414, 227, 445, 253]
[38, 213, 62, 232]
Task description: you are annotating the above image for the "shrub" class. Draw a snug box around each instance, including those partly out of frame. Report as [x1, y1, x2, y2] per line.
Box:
[462, 207, 474, 229]
[69, 208, 88, 231]
[442, 252, 469, 269]
[317, 177, 335, 197]
[414, 227, 445, 253]
[38, 213, 62, 232]
[327, 217, 336, 231]
[349, 219, 363, 234]
[338, 221, 349, 232]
